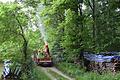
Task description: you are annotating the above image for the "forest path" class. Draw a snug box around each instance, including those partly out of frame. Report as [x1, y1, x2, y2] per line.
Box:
[40, 66, 74, 80]
[40, 67, 57, 80]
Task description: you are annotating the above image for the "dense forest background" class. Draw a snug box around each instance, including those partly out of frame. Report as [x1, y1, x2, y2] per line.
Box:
[0, 0, 120, 80]
[41, 0, 120, 62]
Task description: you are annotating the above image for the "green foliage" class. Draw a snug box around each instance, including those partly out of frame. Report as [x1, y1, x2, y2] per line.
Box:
[41, 0, 120, 62]
[41, 0, 83, 62]
[27, 30, 44, 50]
[56, 62, 85, 77]
[0, 2, 38, 80]
[0, 3, 27, 61]
[61, 9, 82, 61]
[24, 0, 40, 8]
[0, 0, 120, 79]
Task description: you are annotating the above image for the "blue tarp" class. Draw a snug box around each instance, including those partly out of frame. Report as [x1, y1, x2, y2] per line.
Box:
[83, 52, 120, 62]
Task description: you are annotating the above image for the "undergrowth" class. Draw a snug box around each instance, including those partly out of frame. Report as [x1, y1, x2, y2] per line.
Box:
[56, 62, 120, 80]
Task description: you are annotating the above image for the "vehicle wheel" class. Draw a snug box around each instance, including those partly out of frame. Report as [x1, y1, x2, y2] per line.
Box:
[49, 62, 54, 67]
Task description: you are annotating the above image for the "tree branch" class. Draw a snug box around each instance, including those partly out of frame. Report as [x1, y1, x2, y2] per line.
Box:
[13, 14, 27, 42]
[87, 0, 93, 10]
[13, 13, 28, 60]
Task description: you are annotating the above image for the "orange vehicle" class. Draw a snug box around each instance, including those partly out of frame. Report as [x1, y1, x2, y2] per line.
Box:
[32, 44, 53, 66]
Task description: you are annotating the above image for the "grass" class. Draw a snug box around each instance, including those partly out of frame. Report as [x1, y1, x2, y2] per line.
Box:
[56, 62, 85, 77]
[0, 64, 3, 76]
[56, 62, 120, 80]
[47, 69, 67, 80]
[32, 66, 51, 80]
[0, 63, 3, 80]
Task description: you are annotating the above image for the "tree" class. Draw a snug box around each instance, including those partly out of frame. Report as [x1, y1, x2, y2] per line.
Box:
[41, 0, 85, 63]
[0, 2, 34, 79]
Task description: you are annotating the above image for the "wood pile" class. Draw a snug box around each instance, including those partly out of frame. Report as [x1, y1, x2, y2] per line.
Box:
[83, 52, 120, 73]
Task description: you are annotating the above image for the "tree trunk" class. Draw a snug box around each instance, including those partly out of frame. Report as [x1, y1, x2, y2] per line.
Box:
[14, 14, 28, 61]
[22, 35, 28, 61]
[92, 0, 96, 50]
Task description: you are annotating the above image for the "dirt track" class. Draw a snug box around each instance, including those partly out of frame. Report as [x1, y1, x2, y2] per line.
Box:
[40, 67, 74, 80]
